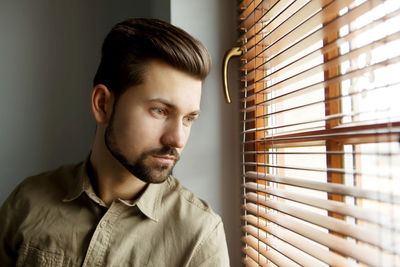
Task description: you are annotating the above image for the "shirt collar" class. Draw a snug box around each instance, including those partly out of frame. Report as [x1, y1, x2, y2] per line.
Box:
[62, 156, 164, 222]
[130, 181, 164, 222]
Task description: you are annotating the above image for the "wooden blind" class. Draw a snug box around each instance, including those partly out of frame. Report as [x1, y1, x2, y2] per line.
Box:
[238, 0, 400, 266]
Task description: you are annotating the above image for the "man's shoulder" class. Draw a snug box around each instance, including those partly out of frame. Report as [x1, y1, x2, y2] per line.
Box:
[162, 176, 221, 223]
[11, 162, 83, 204]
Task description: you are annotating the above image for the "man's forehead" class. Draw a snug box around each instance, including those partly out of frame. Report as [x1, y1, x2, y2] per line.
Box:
[136, 60, 202, 102]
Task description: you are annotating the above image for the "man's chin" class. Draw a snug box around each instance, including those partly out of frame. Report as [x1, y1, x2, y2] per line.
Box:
[125, 161, 173, 184]
[105, 144, 176, 183]
[139, 156, 176, 183]
[145, 165, 173, 183]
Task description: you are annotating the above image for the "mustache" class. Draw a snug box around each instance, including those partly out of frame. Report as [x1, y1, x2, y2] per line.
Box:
[146, 146, 180, 160]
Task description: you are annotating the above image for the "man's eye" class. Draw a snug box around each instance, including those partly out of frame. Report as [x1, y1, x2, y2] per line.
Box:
[151, 108, 166, 116]
[183, 116, 196, 126]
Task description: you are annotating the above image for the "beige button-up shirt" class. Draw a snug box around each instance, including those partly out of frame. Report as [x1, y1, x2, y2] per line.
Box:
[0, 160, 230, 266]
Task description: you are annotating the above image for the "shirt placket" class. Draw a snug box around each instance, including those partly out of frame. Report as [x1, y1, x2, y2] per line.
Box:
[82, 201, 125, 267]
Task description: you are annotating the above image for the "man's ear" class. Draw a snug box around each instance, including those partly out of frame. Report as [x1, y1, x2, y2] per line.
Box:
[91, 84, 114, 125]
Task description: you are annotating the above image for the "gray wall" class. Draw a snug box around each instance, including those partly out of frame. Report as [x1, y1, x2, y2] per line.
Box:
[0, 0, 170, 204]
[171, 1, 242, 266]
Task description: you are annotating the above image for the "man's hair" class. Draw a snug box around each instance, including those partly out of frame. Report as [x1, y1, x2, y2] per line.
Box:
[93, 18, 211, 99]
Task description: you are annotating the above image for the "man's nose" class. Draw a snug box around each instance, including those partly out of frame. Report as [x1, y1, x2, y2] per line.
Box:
[160, 119, 186, 149]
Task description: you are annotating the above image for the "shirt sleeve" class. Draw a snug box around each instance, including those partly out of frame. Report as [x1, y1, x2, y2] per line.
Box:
[0, 185, 22, 266]
[189, 220, 230, 267]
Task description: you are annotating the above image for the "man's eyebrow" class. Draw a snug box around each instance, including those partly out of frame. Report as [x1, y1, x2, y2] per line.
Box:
[149, 98, 201, 115]
[188, 110, 201, 117]
[149, 98, 175, 108]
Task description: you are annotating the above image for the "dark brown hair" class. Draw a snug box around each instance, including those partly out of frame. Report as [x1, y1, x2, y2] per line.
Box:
[93, 18, 211, 99]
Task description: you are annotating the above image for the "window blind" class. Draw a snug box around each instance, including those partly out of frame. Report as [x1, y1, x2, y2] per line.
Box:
[238, 0, 400, 266]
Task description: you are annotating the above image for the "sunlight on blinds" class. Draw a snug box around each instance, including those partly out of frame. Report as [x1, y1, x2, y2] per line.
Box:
[238, 0, 400, 266]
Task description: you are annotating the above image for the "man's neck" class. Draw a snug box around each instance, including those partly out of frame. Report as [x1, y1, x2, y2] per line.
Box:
[89, 134, 147, 206]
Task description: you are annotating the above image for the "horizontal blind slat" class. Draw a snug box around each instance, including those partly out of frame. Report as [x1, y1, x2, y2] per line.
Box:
[239, 0, 282, 33]
[242, 235, 301, 267]
[243, 224, 326, 266]
[245, 192, 400, 253]
[242, 256, 260, 267]
[239, 0, 255, 9]
[241, 0, 311, 50]
[241, 0, 313, 50]
[243, 215, 359, 266]
[242, 57, 400, 105]
[245, 171, 400, 204]
[244, 182, 400, 230]
[242, 112, 400, 134]
[243, 0, 365, 63]
[243, 0, 338, 55]
[244, 161, 393, 178]
[242, 246, 270, 266]
[242, 29, 400, 91]
[242, 55, 400, 105]
[243, 202, 399, 266]
[243, 0, 396, 70]
[242, 123, 400, 147]
[239, 0, 261, 21]
[243, 150, 396, 156]
[242, 38, 400, 101]
[242, 82, 399, 117]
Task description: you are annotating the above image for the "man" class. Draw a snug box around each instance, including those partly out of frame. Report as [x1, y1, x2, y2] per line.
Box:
[0, 18, 230, 266]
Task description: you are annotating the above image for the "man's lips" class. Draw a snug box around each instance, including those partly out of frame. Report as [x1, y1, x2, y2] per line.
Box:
[151, 155, 176, 164]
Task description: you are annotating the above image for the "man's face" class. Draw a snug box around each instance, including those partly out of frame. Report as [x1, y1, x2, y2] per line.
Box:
[104, 60, 202, 183]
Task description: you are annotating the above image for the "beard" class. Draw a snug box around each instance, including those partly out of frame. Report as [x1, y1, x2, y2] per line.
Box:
[104, 115, 180, 184]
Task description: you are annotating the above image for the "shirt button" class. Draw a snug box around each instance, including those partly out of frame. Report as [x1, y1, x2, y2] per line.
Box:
[100, 221, 107, 228]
